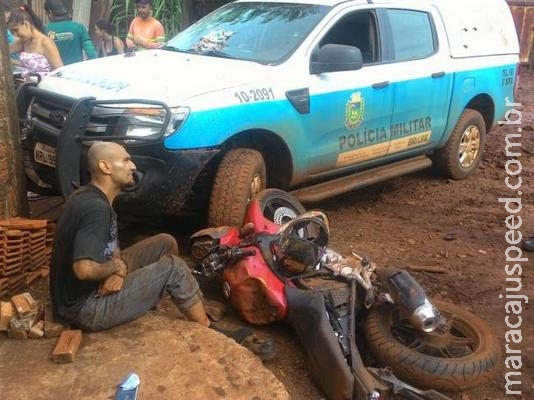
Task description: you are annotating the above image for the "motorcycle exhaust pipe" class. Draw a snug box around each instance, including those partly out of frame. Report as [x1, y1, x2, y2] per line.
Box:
[380, 268, 441, 333]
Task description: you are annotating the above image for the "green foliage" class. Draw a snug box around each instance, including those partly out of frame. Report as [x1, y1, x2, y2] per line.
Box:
[110, 0, 183, 40]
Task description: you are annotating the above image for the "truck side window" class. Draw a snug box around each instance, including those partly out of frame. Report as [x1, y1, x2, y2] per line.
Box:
[386, 9, 436, 61]
[318, 11, 379, 64]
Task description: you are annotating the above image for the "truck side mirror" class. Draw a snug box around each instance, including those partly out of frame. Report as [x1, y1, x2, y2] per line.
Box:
[310, 44, 363, 74]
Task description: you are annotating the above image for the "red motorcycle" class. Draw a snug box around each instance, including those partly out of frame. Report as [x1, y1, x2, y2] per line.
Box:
[190, 189, 500, 400]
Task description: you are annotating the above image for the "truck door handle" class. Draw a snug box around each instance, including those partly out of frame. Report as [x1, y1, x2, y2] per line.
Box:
[372, 81, 389, 89]
[431, 71, 445, 78]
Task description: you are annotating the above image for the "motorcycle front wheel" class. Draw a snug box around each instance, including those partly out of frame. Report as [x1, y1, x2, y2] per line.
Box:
[364, 299, 500, 392]
[253, 188, 306, 225]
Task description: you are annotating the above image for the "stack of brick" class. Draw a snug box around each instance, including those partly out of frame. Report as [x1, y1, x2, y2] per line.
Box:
[0, 291, 82, 363]
[0, 218, 53, 297]
[0, 227, 7, 297]
[0, 292, 67, 340]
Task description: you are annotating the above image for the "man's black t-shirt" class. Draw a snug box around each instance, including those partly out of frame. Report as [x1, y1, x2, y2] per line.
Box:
[50, 185, 118, 320]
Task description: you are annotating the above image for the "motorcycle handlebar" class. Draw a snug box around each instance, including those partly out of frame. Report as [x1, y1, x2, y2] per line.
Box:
[194, 246, 256, 279]
[238, 248, 256, 257]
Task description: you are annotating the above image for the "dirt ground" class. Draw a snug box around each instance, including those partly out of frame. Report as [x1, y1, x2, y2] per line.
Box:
[9, 67, 534, 400]
[243, 66, 534, 400]
[120, 66, 533, 400]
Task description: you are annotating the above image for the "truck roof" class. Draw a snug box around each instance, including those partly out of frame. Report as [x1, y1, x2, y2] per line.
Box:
[236, 0, 519, 56]
[235, 0, 507, 8]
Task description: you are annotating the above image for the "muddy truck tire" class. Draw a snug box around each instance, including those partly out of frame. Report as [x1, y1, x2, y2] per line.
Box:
[208, 148, 266, 227]
[433, 109, 486, 180]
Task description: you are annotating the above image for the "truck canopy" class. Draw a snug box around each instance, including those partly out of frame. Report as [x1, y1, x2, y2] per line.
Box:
[421, 0, 519, 57]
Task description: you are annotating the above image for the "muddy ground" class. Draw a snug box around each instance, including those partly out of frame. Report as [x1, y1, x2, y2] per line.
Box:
[254, 67, 534, 400]
[11, 67, 534, 400]
[130, 67, 533, 399]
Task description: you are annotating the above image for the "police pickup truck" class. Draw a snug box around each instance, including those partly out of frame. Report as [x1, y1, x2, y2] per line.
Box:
[17, 0, 519, 226]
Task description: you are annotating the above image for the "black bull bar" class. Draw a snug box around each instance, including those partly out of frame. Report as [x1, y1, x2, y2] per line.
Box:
[16, 82, 172, 198]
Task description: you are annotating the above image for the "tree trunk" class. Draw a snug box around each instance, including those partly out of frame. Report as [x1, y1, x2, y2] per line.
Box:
[72, 0, 92, 30]
[0, 16, 28, 218]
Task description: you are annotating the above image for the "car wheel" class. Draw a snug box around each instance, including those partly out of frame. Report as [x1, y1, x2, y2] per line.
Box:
[433, 109, 486, 180]
[208, 148, 266, 227]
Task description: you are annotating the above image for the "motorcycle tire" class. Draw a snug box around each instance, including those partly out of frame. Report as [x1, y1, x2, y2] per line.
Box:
[364, 299, 500, 392]
[253, 188, 306, 225]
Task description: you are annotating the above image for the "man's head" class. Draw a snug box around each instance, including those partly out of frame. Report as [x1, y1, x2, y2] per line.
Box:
[44, 0, 68, 18]
[135, 0, 153, 19]
[88, 142, 136, 189]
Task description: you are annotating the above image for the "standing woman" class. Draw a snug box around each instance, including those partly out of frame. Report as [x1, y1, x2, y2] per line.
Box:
[94, 19, 124, 57]
[8, 4, 63, 79]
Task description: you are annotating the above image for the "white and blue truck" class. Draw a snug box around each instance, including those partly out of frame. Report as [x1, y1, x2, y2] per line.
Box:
[17, 0, 520, 226]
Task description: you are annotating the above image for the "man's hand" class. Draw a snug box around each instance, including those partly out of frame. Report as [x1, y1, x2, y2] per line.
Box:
[134, 36, 145, 46]
[114, 257, 128, 278]
[98, 274, 124, 296]
[125, 37, 135, 49]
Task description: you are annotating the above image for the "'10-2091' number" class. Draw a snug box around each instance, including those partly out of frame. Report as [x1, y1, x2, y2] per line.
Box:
[234, 87, 275, 103]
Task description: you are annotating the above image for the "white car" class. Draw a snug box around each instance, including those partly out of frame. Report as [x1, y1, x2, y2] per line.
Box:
[18, 0, 519, 226]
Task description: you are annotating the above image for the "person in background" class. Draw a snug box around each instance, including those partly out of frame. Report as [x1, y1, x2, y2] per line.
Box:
[8, 4, 63, 79]
[44, 0, 96, 65]
[94, 19, 124, 57]
[3, 1, 19, 62]
[125, 0, 165, 51]
[4, 2, 14, 45]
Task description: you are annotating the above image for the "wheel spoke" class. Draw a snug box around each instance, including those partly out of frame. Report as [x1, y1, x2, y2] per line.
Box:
[458, 125, 481, 167]
[407, 338, 426, 351]
[449, 334, 475, 348]
[392, 320, 422, 348]
[438, 346, 457, 358]
[393, 321, 416, 335]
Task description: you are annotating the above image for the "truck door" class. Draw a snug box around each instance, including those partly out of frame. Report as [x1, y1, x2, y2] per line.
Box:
[380, 8, 453, 157]
[306, 10, 395, 175]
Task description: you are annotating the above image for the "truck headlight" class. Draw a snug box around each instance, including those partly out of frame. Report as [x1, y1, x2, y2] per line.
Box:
[122, 106, 190, 138]
[166, 106, 190, 136]
[86, 105, 190, 138]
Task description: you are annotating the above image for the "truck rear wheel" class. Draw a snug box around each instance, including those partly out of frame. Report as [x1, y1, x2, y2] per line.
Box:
[433, 109, 486, 180]
[208, 148, 266, 227]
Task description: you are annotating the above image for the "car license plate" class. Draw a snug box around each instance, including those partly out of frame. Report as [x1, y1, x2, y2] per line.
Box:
[34, 142, 56, 168]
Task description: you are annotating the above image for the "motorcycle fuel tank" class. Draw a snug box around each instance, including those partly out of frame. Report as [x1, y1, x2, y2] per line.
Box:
[222, 249, 288, 325]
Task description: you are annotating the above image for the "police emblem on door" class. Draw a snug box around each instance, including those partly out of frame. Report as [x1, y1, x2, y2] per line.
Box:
[345, 92, 364, 129]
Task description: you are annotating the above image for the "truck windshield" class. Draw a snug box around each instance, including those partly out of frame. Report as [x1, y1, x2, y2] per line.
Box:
[165, 2, 330, 65]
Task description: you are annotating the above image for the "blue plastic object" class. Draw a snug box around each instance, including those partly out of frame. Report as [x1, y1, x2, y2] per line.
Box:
[115, 372, 140, 400]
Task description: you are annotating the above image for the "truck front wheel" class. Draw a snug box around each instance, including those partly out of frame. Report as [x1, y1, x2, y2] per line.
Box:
[208, 148, 266, 227]
[433, 109, 486, 180]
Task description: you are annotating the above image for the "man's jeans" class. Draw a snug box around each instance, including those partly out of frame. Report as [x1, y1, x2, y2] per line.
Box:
[75, 234, 202, 331]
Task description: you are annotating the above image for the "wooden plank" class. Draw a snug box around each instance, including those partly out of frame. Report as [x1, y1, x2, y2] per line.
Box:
[52, 330, 83, 363]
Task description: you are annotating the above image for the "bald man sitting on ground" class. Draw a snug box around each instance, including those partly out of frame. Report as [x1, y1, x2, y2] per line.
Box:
[50, 142, 271, 356]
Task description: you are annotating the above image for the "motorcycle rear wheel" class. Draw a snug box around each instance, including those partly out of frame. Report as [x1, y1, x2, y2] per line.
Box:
[364, 299, 500, 392]
[253, 188, 305, 225]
